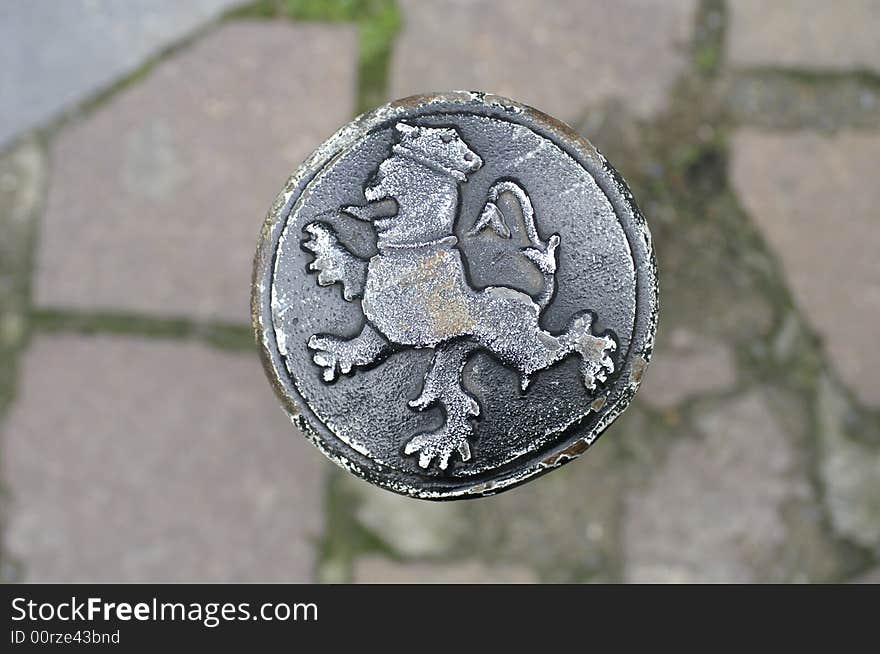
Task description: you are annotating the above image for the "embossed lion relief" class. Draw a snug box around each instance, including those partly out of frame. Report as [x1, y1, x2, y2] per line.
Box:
[302, 122, 617, 470]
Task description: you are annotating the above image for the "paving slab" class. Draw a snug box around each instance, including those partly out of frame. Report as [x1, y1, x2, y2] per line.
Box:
[0, 0, 245, 148]
[638, 326, 737, 408]
[817, 376, 880, 551]
[343, 474, 468, 558]
[727, 0, 880, 73]
[854, 567, 880, 583]
[390, 0, 697, 120]
[343, 409, 646, 582]
[2, 334, 328, 582]
[34, 20, 357, 324]
[354, 557, 537, 583]
[730, 130, 880, 407]
[623, 393, 817, 582]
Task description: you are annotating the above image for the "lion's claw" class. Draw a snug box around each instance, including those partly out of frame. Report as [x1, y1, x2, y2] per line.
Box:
[302, 221, 366, 301]
[309, 334, 355, 382]
[405, 428, 472, 470]
[579, 334, 616, 391]
[565, 312, 617, 392]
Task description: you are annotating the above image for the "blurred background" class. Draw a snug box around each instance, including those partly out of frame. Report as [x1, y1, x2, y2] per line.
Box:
[1, 0, 878, 583]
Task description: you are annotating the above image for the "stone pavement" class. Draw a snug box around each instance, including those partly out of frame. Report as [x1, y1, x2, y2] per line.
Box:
[731, 131, 880, 408]
[623, 393, 822, 583]
[0, 0, 243, 149]
[34, 21, 357, 324]
[1, 1, 879, 583]
[727, 0, 880, 73]
[391, 0, 697, 121]
[4, 335, 327, 582]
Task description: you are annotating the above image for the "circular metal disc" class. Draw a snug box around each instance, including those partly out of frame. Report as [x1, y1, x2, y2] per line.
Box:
[252, 92, 658, 499]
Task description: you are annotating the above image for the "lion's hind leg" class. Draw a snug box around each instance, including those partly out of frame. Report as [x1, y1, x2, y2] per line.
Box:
[405, 340, 480, 470]
[475, 289, 616, 391]
[474, 287, 565, 390]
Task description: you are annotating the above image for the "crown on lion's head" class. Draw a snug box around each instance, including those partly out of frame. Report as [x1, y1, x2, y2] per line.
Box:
[390, 122, 483, 182]
[363, 122, 483, 204]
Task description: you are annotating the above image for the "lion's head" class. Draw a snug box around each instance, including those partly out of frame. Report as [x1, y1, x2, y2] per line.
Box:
[364, 122, 482, 246]
[365, 122, 482, 201]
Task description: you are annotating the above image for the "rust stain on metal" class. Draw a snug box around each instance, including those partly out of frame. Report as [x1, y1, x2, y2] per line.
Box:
[406, 249, 476, 336]
[391, 94, 429, 110]
[630, 355, 648, 384]
[542, 438, 589, 467]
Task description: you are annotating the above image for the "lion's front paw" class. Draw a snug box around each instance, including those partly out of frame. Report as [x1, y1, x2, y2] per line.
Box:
[579, 333, 616, 391]
[308, 334, 356, 382]
[567, 312, 617, 392]
[302, 221, 366, 300]
[404, 427, 472, 471]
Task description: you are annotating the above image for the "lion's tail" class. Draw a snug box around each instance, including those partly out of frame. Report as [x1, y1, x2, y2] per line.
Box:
[475, 180, 560, 309]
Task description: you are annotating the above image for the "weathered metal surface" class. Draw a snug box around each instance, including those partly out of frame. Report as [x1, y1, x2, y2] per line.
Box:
[252, 92, 658, 499]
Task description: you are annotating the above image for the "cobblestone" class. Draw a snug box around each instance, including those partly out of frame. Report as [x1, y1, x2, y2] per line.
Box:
[817, 376, 880, 552]
[3, 0, 879, 585]
[731, 130, 880, 407]
[639, 326, 737, 408]
[623, 393, 826, 582]
[391, 0, 697, 120]
[461, 431, 630, 582]
[342, 476, 467, 558]
[854, 567, 880, 583]
[33, 21, 357, 324]
[2, 334, 328, 582]
[0, 0, 242, 148]
[728, 1, 880, 73]
[725, 73, 880, 131]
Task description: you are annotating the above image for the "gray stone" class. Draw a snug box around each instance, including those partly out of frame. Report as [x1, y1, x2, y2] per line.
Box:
[817, 376, 880, 551]
[730, 130, 880, 407]
[2, 334, 329, 582]
[34, 21, 357, 324]
[461, 414, 646, 582]
[639, 326, 737, 408]
[854, 567, 880, 583]
[343, 475, 467, 558]
[466, 454, 619, 581]
[390, 0, 697, 121]
[354, 557, 537, 583]
[0, 0, 244, 148]
[623, 393, 816, 582]
[341, 409, 644, 582]
[728, 1, 880, 73]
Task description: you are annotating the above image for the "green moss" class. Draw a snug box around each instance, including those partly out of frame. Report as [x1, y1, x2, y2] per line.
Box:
[737, 67, 880, 88]
[695, 44, 721, 75]
[692, 0, 725, 77]
[315, 469, 400, 582]
[0, 139, 48, 581]
[30, 308, 254, 352]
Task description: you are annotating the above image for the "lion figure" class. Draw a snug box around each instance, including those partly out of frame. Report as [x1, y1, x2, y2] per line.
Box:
[302, 122, 616, 470]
